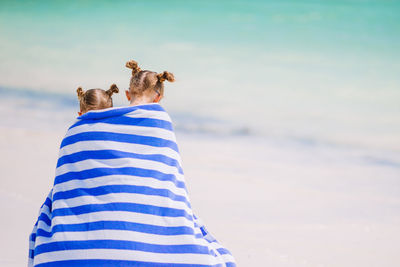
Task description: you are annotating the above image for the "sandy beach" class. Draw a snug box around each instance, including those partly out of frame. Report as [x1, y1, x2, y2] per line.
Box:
[1, 124, 399, 266]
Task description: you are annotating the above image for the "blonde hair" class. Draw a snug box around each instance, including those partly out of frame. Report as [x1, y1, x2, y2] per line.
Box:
[76, 84, 119, 114]
[125, 60, 175, 98]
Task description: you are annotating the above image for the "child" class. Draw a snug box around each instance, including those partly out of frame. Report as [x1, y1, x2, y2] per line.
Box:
[76, 84, 119, 115]
[125, 60, 174, 105]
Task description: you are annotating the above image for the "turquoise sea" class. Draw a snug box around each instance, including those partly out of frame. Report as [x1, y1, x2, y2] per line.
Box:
[1, 0, 399, 152]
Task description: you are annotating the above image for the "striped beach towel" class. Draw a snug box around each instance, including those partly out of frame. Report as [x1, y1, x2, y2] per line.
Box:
[28, 103, 236, 267]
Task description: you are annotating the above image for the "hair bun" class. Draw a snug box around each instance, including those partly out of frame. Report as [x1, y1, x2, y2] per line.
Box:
[157, 71, 175, 83]
[106, 84, 119, 96]
[77, 86, 84, 100]
[126, 60, 141, 75]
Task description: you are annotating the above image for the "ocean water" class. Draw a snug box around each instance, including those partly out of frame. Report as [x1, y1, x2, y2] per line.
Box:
[1, 0, 399, 157]
[1, 0, 399, 154]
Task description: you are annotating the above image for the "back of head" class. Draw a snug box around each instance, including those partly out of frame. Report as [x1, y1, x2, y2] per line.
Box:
[125, 60, 175, 98]
[77, 84, 119, 114]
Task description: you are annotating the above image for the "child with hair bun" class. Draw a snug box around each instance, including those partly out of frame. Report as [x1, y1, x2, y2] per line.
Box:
[76, 84, 119, 115]
[125, 59, 175, 106]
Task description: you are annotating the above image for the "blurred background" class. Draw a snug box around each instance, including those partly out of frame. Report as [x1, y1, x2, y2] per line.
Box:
[0, 0, 399, 266]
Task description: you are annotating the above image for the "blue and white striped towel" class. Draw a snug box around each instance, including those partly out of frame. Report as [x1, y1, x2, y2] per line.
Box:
[28, 103, 236, 267]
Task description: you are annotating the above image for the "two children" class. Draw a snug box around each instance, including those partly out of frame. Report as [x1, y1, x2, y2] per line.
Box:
[77, 60, 174, 114]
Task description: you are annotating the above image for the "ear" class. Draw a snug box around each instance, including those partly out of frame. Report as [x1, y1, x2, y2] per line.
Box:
[153, 94, 162, 103]
[125, 90, 131, 101]
[78, 111, 83, 116]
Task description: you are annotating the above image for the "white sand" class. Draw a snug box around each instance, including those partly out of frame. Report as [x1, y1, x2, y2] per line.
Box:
[0, 127, 399, 266]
